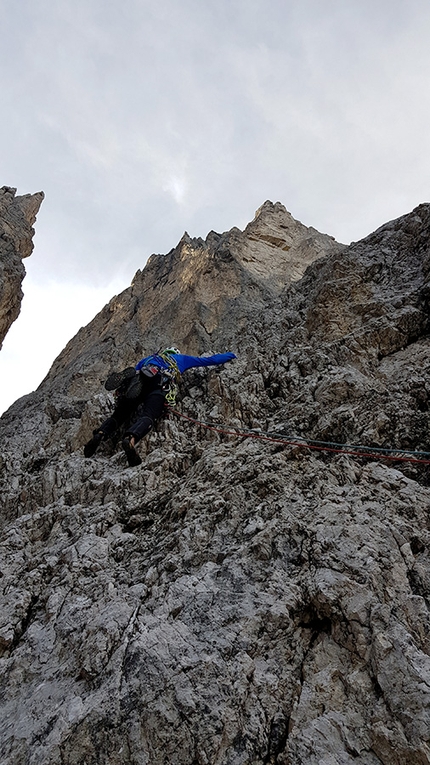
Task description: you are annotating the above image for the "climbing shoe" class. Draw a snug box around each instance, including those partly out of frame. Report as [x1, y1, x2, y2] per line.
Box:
[84, 431, 104, 458]
[105, 367, 136, 391]
[122, 435, 142, 467]
[124, 373, 143, 400]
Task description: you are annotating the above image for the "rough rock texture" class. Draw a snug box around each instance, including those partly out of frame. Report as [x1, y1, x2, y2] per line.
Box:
[43, 200, 342, 394]
[0, 186, 44, 348]
[1, 201, 430, 765]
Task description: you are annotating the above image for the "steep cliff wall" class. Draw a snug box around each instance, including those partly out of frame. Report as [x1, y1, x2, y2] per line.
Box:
[0, 186, 44, 348]
[1, 201, 430, 765]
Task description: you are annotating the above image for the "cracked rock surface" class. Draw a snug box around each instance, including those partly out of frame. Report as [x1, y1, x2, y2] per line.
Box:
[1, 201, 430, 764]
[0, 186, 44, 349]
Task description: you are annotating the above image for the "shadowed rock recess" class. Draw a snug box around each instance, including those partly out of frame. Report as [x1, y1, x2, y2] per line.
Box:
[0, 186, 44, 349]
[1, 200, 430, 765]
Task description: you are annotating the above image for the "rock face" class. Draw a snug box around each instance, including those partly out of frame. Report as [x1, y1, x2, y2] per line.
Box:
[1, 200, 430, 765]
[42, 200, 342, 394]
[0, 186, 44, 349]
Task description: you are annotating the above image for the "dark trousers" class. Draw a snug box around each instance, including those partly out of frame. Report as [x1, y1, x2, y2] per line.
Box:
[98, 389, 166, 443]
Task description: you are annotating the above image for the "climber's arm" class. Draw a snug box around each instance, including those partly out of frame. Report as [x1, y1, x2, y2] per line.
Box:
[173, 353, 236, 373]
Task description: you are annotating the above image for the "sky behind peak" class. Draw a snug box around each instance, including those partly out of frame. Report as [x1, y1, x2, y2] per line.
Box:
[1, 0, 430, 412]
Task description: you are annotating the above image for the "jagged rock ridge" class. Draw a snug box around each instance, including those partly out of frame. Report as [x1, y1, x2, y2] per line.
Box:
[40, 200, 343, 396]
[0, 186, 44, 349]
[1, 201, 430, 765]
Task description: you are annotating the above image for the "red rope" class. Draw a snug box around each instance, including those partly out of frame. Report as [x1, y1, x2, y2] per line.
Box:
[167, 407, 430, 465]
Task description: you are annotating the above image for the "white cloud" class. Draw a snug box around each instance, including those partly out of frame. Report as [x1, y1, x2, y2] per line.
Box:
[163, 175, 188, 205]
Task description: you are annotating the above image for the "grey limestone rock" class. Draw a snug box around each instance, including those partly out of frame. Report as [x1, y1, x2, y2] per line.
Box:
[0, 186, 44, 349]
[1, 200, 430, 764]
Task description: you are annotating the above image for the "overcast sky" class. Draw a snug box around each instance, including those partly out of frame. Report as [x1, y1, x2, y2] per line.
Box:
[1, 0, 430, 413]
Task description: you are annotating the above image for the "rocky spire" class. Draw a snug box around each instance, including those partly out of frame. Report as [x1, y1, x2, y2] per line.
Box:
[0, 186, 44, 349]
[39, 200, 343, 395]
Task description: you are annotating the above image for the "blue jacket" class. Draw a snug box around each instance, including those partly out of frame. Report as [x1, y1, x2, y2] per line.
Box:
[135, 352, 236, 375]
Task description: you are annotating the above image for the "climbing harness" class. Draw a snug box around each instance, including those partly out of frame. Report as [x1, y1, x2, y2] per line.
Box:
[166, 406, 430, 466]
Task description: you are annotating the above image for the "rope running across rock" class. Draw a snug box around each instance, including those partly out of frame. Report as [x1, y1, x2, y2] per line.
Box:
[166, 406, 430, 466]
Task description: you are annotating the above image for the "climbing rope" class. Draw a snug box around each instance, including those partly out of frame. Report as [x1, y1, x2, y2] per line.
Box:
[158, 351, 181, 381]
[166, 406, 430, 465]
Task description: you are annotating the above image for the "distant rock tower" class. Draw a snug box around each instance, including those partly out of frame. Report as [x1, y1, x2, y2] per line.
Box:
[0, 186, 44, 349]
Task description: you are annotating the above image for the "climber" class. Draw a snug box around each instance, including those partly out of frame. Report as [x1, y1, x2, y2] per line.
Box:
[84, 347, 236, 467]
